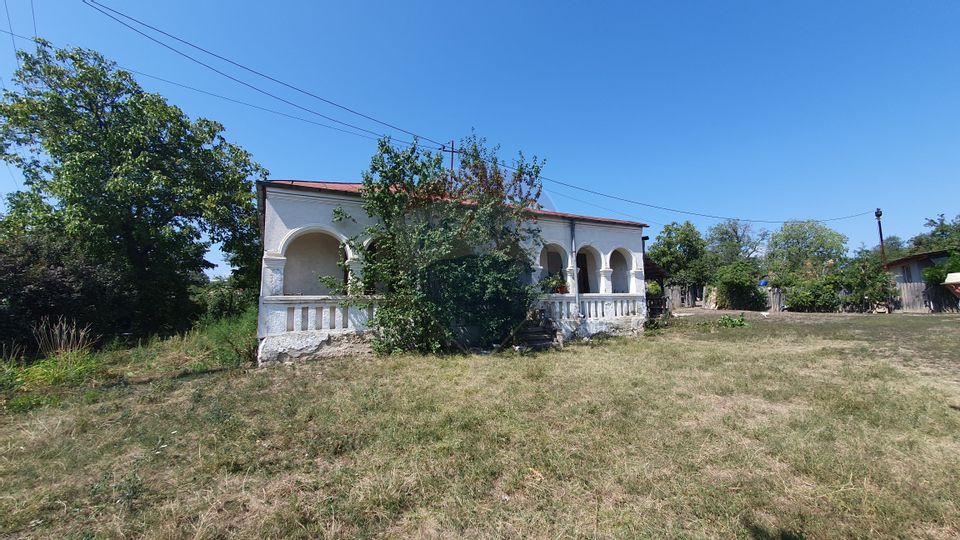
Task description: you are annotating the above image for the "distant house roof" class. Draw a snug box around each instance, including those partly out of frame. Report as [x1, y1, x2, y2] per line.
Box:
[883, 249, 951, 269]
[261, 179, 648, 228]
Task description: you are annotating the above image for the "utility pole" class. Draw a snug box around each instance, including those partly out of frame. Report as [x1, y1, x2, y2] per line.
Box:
[875, 208, 886, 264]
[440, 139, 456, 183]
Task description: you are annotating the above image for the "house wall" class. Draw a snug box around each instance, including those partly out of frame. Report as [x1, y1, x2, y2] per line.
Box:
[886, 255, 956, 313]
[283, 233, 344, 295]
[533, 215, 647, 296]
[260, 185, 648, 341]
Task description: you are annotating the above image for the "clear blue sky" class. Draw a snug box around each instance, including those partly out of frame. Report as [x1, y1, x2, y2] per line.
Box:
[2, 1, 958, 275]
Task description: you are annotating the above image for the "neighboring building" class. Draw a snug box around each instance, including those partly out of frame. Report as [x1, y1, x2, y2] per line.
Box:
[256, 180, 650, 363]
[883, 249, 956, 313]
[884, 249, 950, 285]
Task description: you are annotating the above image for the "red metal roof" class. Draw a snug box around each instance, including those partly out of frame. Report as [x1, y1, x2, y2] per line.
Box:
[262, 179, 648, 228]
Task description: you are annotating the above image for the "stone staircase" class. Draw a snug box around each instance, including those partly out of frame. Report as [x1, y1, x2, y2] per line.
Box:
[514, 317, 558, 351]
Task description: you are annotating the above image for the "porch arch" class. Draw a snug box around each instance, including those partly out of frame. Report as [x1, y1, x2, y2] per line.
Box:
[282, 230, 349, 295]
[576, 245, 602, 294]
[277, 224, 353, 259]
[538, 243, 568, 278]
[609, 248, 632, 293]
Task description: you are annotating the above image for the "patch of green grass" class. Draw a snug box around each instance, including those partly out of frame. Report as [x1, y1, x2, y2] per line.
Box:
[19, 350, 102, 388]
[1, 314, 959, 538]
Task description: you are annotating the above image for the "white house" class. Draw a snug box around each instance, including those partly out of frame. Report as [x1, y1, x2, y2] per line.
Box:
[256, 180, 650, 363]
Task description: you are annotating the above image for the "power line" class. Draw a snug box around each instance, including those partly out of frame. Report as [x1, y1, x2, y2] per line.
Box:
[81, 1, 874, 225]
[3, 0, 18, 69]
[547, 188, 667, 227]
[5, 17, 873, 226]
[29, 0, 36, 39]
[483, 155, 872, 224]
[83, 0, 448, 148]
[81, 1, 445, 151]
[0, 27, 411, 147]
[539, 173, 872, 224]
[0, 75, 21, 189]
[130, 70, 390, 144]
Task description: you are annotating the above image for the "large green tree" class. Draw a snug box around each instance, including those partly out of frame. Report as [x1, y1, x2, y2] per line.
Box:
[910, 214, 960, 253]
[648, 221, 711, 288]
[705, 219, 767, 267]
[0, 43, 266, 336]
[765, 220, 847, 285]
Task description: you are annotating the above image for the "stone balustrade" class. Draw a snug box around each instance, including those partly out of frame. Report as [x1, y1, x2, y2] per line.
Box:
[260, 293, 645, 340]
[258, 295, 375, 338]
[541, 293, 645, 320]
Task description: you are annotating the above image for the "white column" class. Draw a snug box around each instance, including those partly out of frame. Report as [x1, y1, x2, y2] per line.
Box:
[261, 255, 287, 296]
[599, 268, 613, 294]
[346, 258, 363, 295]
[630, 269, 646, 317]
[565, 266, 577, 295]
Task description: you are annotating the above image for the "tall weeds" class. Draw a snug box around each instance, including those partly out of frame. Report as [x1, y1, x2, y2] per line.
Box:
[32, 317, 97, 357]
[0, 343, 25, 392]
[20, 318, 100, 387]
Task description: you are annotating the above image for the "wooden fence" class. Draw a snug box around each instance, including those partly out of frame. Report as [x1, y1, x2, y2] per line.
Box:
[663, 283, 958, 314]
[767, 287, 784, 312]
[894, 282, 959, 313]
[664, 286, 699, 309]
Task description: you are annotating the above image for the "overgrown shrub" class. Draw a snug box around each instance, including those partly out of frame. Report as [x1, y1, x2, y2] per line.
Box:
[16, 317, 101, 387]
[840, 248, 899, 312]
[922, 251, 960, 286]
[191, 277, 257, 324]
[785, 277, 841, 312]
[713, 261, 767, 310]
[0, 343, 24, 393]
[0, 232, 131, 351]
[643, 311, 670, 331]
[19, 350, 101, 387]
[335, 135, 544, 353]
[200, 306, 259, 367]
[32, 317, 97, 358]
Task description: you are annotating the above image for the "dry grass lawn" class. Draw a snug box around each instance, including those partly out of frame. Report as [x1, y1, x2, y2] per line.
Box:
[2, 312, 959, 538]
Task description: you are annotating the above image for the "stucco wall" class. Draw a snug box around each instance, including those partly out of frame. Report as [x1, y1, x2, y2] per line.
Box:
[283, 232, 345, 295]
[262, 184, 648, 297]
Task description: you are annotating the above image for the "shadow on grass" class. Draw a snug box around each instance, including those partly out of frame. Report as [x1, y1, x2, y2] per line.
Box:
[743, 517, 805, 540]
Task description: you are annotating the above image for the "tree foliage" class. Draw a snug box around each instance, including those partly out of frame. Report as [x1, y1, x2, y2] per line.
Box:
[713, 260, 767, 311]
[0, 43, 266, 338]
[910, 214, 960, 254]
[706, 219, 767, 267]
[0, 231, 130, 348]
[648, 221, 711, 288]
[839, 248, 898, 312]
[922, 251, 960, 287]
[335, 135, 543, 353]
[765, 220, 847, 285]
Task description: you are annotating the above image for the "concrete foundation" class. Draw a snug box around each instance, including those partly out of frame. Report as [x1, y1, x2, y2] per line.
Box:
[258, 331, 373, 365]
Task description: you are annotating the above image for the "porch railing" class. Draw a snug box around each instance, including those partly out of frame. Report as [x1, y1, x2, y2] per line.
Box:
[261, 293, 645, 338]
[541, 293, 645, 321]
[259, 295, 376, 337]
